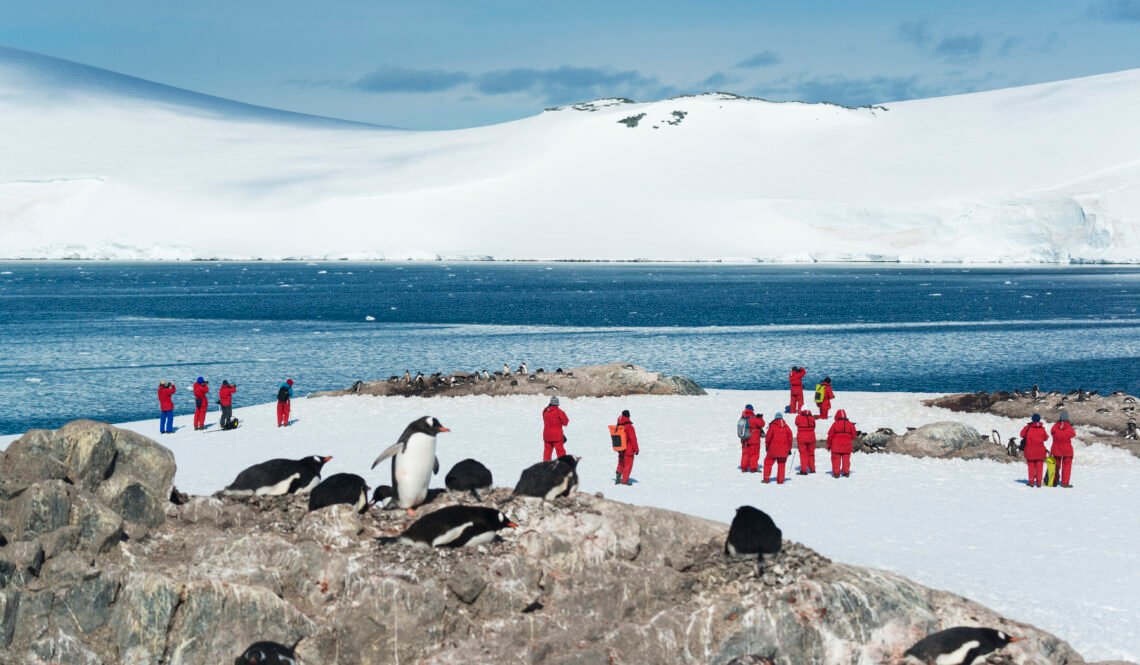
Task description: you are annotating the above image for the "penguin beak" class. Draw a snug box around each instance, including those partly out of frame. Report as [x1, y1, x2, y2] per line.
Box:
[322, 456, 333, 463]
[437, 426, 451, 433]
[1008, 636, 1022, 643]
[506, 521, 518, 528]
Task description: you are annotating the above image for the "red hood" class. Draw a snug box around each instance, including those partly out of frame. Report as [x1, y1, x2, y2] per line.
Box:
[617, 415, 632, 426]
[798, 409, 813, 417]
[835, 409, 848, 420]
[741, 409, 755, 418]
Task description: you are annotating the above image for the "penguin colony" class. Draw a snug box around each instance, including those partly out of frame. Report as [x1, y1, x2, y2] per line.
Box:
[220, 415, 1022, 664]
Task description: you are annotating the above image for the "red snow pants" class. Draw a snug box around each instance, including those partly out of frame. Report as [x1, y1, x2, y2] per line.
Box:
[193, 400, 207, 430]
[616, 451, 635, 484]
[740, 442, 760, 472]
[543, 440, 566, 461]
[277, 401, 291, 427]
[818, 400, 831, 419]
[789, 390, 804, 413]
[798, 442, 815, 473]
[1027, 460, 1043, 487]
[1055, 456, 1072, 487]
[763, 455, 787, 484]
[831, 452, 850, 477]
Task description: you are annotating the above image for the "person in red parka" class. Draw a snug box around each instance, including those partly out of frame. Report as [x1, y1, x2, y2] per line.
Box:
[192, 376, 209, 431]
[763, 412, 793, 484]
[794, 409, 817, 474]
[826, 409, 856, 478]
[739, 404, 765, 473]
[614, 410, 639, 485]
[157, 380, 176, 434]
[1050, 411, 1075, 488]
[1020, 413, 1050, 488]
[218, 380, 237, 430]
[788, 366, 807, 413]
[542, 396, 570, 461]
[815, 377, 835, 419]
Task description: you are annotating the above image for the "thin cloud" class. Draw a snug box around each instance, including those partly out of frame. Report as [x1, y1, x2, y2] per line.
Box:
[475, 65, 671, 103]
[897, 19, 933, 47]
[353, 65, 470, 93]
[1088, 0, 1140, 21]
[735, 51, 782, 68]
[898, 19, 985, 61]
[934, 34, 985, 61]
[790, 74, 939, 106]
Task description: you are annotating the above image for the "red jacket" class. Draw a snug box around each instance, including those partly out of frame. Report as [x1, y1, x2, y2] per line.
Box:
[765, 419, 793, 457]
[219, 384, 237, 407]
[827, 410, 857, 453]
[617, 415, 639, 455]
[794, 410, 817, 444]
[1050, 422, 1075, 457]
[742, 409, 766, 445]
[158, 384, 176, 411]
[1020, 421, 1049, 461]
[542, 405, 569, 443]
[193, 382, 209, 407]
[789, 368, 806, 392]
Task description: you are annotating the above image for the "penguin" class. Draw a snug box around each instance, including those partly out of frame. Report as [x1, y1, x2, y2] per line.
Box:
[234, 640, 298, 665]
[445, 458, 493, 500]
[502, 363, 512, 376]
[519, 362, 528, 374]
[222, 455, 332, 496]
[903, 627, 1019, 665]
[724, 505, 782, 574]
[371, 484, 395, 508]
[387, 505, 516, 548]
[513, 455, 580, 500]
[402, 369, 411, 384]
[308, 473, 371, 513]
[371, 416, 449, 515]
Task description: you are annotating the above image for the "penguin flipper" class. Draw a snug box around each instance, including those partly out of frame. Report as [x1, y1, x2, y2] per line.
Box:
[434, 456, 440, 474]
[371, 442, 404, 469]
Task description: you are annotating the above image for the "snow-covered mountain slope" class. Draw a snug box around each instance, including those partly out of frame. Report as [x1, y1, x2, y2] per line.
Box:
[2, 46, 1139, 262]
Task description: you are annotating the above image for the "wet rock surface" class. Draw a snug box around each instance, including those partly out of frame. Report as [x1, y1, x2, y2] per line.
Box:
[311, 361, 707, 399]
[0, 421, 1118, 664]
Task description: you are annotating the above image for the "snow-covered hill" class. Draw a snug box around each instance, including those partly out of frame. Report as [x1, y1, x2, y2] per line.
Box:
[2, 46, 1139, 262]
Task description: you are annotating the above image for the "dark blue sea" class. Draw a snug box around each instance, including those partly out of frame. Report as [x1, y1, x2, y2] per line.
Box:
[2, 261, 1139, 434]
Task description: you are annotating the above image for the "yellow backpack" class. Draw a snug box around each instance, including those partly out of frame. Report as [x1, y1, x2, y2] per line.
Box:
[814, 384, 826, 404]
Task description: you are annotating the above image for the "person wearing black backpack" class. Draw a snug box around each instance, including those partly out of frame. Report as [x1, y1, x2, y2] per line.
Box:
[277, 378, 294, 427]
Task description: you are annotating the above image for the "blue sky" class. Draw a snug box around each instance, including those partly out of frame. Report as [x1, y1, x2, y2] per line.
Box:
[2, 0, 1139, 129]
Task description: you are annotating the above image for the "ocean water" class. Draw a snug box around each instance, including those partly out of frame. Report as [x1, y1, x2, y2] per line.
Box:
[1, 261, 1139, 434]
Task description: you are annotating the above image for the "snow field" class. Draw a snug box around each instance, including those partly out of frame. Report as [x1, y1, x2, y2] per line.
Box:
[2, 390, 1133, 659]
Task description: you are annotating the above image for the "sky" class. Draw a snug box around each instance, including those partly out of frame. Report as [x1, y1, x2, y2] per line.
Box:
[2, 0, 1140, 130]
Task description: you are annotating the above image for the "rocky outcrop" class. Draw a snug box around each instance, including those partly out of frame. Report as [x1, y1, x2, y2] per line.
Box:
[0, 421, 1121, 665]
[926, 391, 1140, 458]
[888, 422, 1014, 462]
[311, 362, 707, 399]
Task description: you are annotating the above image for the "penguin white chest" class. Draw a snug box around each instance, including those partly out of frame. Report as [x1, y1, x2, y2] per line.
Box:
[395, 432, 437, 508]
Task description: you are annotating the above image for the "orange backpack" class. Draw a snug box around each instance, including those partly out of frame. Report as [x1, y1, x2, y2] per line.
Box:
[608, 424, 628, 452]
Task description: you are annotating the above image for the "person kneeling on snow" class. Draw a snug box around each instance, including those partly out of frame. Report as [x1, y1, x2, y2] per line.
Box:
[1050, 411, 1076, 489]
[1020, 413, 1050, 488]
[763, 412, 793, 484]
[826, 410, 856, 478]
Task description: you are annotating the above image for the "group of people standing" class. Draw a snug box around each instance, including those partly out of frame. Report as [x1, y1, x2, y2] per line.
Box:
[540, 396, 640, 485]
[1020, 412, 1076, 488]
[737, 403, 857, 484]
[156, 377, 294, 433]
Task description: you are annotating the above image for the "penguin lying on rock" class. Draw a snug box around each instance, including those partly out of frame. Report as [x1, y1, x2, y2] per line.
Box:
[371, 416, 449, 515]
[234, 640, 298, 665]
[445, 458, 493, 500]
[514, 455, 580, 500]
[903, 626, 1019, 664]
[222, 455, 332, 496]
[308, 473, 372, 513]
[725, 505, 782, 574]
[380, 505, 517, 548]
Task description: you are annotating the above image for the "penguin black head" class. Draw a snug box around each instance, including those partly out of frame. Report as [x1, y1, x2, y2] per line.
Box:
[234, 640, 297, 665]
[555, 454, 580, 470]
[411, 416, 450, 436]
[371, 485, 395, 508]
[301, 455, 333, 472]
[496, 510, 519, 529]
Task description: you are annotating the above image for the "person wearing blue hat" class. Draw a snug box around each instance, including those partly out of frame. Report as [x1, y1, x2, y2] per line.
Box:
[192, 376, 210, 431]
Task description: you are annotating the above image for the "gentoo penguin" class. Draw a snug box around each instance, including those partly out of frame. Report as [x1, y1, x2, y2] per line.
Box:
[308, 473, 371, 513]
[371, 416, 449, 514]
[513, 455, 580, 500]
[234, 640, 298, 665]
[903, 627, 1019, 665]
[725, 505, 782, 574]
[445, 458, 493, 500]
[223, 455, 332, 496]
[387, 505, 516, 548]
[502, 363, 512, 376]
[371, 484, 395, 509]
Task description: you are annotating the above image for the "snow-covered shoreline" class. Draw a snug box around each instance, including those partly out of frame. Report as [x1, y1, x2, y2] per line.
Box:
[3, 389, 1137, 660]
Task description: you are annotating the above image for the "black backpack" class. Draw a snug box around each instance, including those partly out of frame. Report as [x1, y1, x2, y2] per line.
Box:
[277, 386, 290, 403]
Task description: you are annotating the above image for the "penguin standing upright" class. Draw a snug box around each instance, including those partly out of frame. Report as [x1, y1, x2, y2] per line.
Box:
[724, 505, 782, 574]
[371, 416, 449, 515]
[308, 473, 371, 513]
[445, 458, 493, 500]
[222, 455, 332, 496]
[513, 455, 580, 500]
[386, 505, 517, 548]
[903, 627, 1020, 664]
[234, 640, 298, 665]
